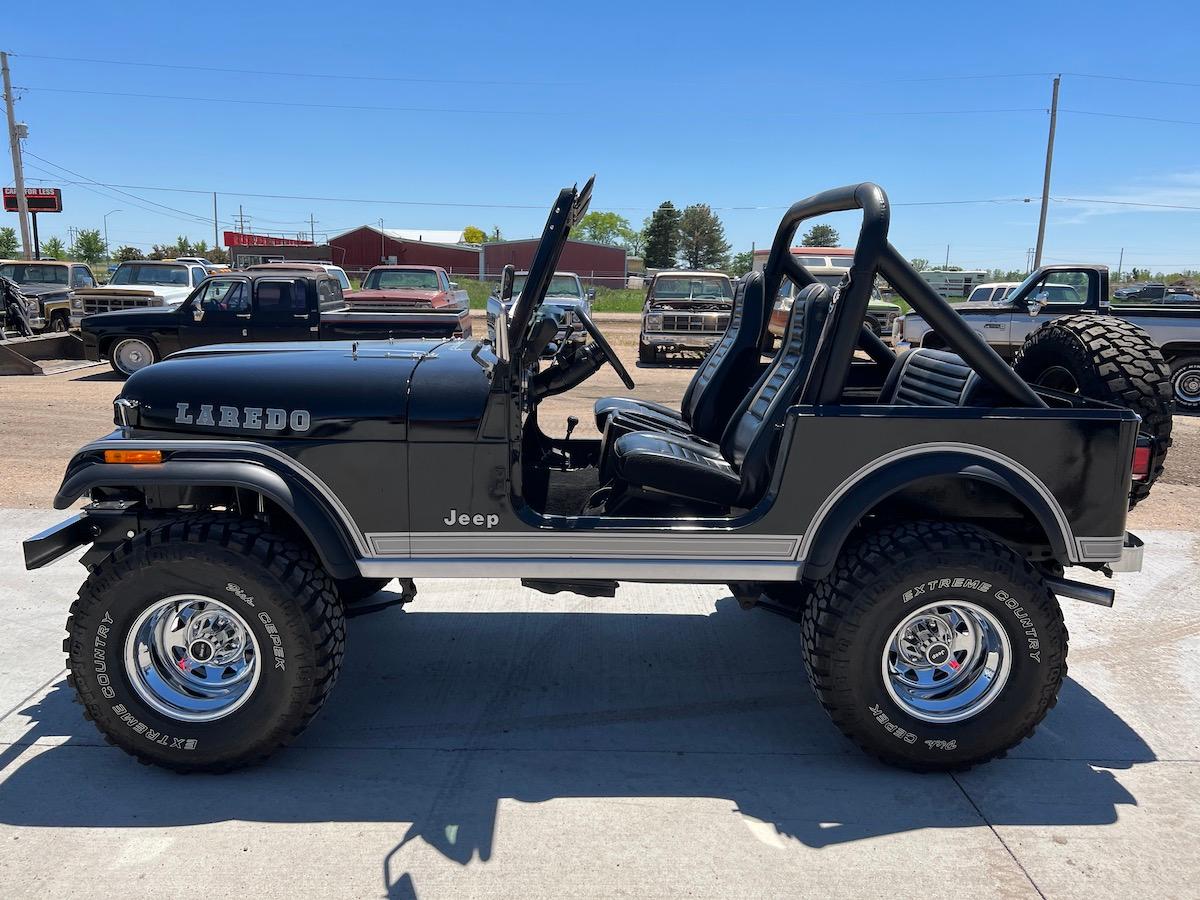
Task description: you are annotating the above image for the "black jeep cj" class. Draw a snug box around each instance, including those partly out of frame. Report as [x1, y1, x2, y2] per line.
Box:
[26, 180, 1149, 772]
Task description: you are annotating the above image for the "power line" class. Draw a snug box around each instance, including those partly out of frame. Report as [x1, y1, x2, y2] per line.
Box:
[8, 52, 1061, 88]
[16, 85, 1049, 122]
[1052, 196, 1200, 211]
[1061, 108, 1200, 127]
[1062, 71, 1200, 90]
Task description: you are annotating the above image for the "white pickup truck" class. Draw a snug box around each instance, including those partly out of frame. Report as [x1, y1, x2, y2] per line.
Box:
[69, 260, 211, 327]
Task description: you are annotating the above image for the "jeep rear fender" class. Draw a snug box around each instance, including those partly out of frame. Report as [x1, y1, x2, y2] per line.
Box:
[800, 450, 1073, 579]
[55, 457, 360, 579]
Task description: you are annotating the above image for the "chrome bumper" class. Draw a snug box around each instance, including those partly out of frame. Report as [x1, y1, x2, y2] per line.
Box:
[642, 331, 721, 351]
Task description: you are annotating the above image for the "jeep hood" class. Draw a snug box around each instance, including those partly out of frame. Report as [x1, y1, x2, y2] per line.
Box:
[119, 338, 491, 442]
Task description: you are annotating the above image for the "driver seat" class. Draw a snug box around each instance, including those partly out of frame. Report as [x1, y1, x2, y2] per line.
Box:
[607, 283, 832, 511]
[592, 274, 769, 443]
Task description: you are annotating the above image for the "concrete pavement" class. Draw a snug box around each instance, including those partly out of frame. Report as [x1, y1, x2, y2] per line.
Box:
[0, 508, 1197, 898]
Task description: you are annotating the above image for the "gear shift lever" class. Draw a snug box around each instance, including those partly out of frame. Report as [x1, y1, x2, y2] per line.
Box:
[565, 416, 579, 441]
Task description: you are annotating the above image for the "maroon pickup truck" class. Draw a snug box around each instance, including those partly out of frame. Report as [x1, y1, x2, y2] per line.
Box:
[347, 265, 470, 312]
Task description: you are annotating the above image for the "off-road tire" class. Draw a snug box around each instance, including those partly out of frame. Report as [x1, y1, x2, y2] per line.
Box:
[334, 576, 392, 605]
[1014, 314, 1173, 506]
[64, 517, 345, 772]
[50, 311, 70, 333]
[801, 522, 1067, 771]
[638, 338, 656, 364]
[1168, 355, 1200, 412]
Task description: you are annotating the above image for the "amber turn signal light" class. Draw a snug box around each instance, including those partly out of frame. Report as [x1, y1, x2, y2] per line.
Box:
[103, 449, 163, 464]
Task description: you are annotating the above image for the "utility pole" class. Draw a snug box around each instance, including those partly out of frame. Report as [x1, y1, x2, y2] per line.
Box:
[1117, 247, 1124, 280]
[1034, 75, 1061, 269]
[379, 218, 385, 263]
[2, 51, 33, 260]
[309, 213, 317, 244]
[212, 193, 219, 249]
[944, 244, 950, 269]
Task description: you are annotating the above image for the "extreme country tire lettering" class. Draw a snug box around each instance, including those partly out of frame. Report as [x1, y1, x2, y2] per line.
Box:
[63, 516, 345, 772]
[800, 521, 1067, 771]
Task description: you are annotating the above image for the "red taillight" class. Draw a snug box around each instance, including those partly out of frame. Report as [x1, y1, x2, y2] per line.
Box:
[1131, 446, 1151, 482]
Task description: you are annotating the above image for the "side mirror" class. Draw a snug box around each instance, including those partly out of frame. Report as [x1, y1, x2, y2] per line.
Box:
[448, 281, 459, 290]
[499, 264, 515, 302]
[587, 288, 596, 301]
[1026, 297, 1045, 317]
[192, 307, 205, 322]
[486, 295, 510, 363]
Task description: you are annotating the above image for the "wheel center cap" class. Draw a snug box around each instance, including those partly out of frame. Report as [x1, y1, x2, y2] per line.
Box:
[926, 643, 951, 666]
[189, 640, 214, 662]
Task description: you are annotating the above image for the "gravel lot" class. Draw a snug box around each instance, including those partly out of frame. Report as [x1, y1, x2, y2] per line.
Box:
[1, 315, 1196, 529]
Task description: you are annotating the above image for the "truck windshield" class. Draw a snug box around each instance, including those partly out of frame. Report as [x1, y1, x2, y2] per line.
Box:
[513, 274, 581, 298]
[653, 277, 732, 300]
[111, 264, 189, 286]
[364, 269, 438, 290]
[0, 263, 68, 285]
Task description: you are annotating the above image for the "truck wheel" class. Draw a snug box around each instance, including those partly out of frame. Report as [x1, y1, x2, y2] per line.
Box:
[110, 337, 157, 377]
[801, 522, 1066, 771]
[1014, 314, 1172, 507]
[50, 312, 70, 333]
[1169, 356, 1200, 412]
[63, 517, 345, 772]
[864, 315, 882, 336]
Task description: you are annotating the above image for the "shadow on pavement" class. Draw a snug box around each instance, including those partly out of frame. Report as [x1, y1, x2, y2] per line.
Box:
[0, 596, 1153, 897]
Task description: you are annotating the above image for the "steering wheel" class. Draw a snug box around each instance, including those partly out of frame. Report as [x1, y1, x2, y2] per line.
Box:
[572, 305, 635, 389]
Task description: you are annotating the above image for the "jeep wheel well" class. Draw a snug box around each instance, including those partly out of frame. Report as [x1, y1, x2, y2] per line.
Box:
[801, 469, 1065, 582]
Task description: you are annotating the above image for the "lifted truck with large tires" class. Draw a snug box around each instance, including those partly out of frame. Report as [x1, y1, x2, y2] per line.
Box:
[26, 180, 1155, 773]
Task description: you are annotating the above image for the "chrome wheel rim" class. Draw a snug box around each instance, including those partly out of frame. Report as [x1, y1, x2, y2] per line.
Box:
[1174, 367, 1200, 405]
[882, 600, 1011, 723]
[114, 339, 153, 374]
[124, 595, 261, 722]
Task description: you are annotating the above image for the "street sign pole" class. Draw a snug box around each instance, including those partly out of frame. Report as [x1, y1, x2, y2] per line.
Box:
[30, 211, 39, 258]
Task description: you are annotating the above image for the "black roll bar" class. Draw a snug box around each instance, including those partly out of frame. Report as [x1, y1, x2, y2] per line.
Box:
[877, 244, 1046, 408]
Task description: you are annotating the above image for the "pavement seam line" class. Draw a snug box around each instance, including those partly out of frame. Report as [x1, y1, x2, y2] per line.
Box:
[951, 772, 1048, 900]
[0, 668, 66, 725]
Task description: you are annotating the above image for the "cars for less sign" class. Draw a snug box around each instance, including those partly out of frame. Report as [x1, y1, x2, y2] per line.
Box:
[3, 187, 63, 213]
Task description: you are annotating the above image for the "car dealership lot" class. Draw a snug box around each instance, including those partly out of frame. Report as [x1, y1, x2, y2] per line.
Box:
[1, 509, 1198, 899]
[1, 316, 1199, 897]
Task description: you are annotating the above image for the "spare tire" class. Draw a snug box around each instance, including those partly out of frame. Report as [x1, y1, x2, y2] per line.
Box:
[1014, 314, 1173, 507]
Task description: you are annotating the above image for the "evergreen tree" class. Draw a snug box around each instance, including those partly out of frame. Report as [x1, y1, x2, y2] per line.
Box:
[678, 204, 731, 270]
[643, 201, 681, 268]
[801, 224, 840, 247]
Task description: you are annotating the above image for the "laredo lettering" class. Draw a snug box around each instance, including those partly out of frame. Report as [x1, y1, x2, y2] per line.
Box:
[174, 403, 311, 433]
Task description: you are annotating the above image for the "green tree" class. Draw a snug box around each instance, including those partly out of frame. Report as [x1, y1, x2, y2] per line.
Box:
[576, 210, 635, 247]
[728, 250, 754, 277]
[208, 247, 229, 264]
[677, 204, 730, 270]
[801, 224, 840, 247]
[0, 227, 18, 257]
[41, 236, 66, 259]
[909, 257, 930, 272]
[70, 229, 107, 263]
[488, 226, 503, 242]
[643, 201, 681, 269]
[174, 235, 194, 257]
[623, 226, 646, 257]
[115, 245, 142, 262]
[462, 225, 487, 244]
[192, 240, 209, 257]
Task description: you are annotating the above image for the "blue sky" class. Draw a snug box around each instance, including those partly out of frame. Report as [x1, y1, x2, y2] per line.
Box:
[5, 0, 1200, 273]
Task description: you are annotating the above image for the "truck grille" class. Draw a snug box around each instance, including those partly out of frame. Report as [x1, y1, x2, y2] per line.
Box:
[661, 313, 730, 333]
[83, 296, 157, 314]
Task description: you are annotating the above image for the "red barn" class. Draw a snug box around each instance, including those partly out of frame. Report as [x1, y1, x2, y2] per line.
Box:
[330, 226, 481, 279]
[481, 238, 627, 288]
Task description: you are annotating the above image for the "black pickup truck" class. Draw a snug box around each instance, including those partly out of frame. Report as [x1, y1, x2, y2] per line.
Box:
[27, 179, 1153, 775]
[82, 269, 473, 375]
